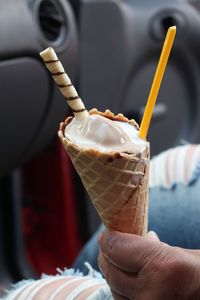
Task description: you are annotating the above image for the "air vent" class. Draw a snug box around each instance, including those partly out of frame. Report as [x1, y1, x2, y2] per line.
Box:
[38, 0, 65, 41]
[161, 16, 177, 34]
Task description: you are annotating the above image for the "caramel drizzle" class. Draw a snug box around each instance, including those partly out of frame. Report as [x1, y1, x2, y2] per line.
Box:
[59, 83, 73, 88]
[51, 71, 65, 76]
[65, 96, 80, 101]
[72, 108, 86, 113]
[44, 59, 59, 64]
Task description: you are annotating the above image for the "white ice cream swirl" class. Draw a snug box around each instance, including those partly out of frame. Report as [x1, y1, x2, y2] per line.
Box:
[64, 114, 147, 154]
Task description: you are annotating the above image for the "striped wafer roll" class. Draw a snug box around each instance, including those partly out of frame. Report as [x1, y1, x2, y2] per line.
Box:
[40, 47, 89, 120]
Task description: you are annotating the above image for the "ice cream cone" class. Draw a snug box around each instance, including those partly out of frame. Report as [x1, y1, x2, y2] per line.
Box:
[58, 109, 150, 236]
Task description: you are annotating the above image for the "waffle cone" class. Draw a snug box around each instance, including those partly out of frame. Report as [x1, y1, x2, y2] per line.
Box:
[58, 109, 150, 235]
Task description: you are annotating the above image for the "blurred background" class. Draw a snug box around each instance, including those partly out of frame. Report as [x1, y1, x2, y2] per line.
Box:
[0, 0, 200, 292]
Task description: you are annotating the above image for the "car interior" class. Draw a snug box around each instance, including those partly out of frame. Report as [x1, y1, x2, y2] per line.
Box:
[1, 0, 200, 294]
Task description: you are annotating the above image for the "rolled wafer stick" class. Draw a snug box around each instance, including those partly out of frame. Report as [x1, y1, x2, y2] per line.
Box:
[40, 47, 89, 120]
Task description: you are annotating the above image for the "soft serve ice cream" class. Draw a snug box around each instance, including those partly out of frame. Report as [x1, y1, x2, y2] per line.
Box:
[64, 111, 148, 155]
[60, 109, 150, 235]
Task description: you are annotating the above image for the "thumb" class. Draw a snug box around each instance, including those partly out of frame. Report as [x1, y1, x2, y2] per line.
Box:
[147, 231, 160, 241]
[99, 230, 162, 274]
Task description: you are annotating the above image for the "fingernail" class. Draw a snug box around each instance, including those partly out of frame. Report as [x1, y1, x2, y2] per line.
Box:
[98, 232, 103, 244]
[147, 231, 160, 241]
[98, 251, 104, 275]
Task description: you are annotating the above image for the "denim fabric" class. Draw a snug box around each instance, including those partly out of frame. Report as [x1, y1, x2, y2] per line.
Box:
[73, 226, 104, 274]
[73, 177, 200, 273]
[149, 178, 200, 249]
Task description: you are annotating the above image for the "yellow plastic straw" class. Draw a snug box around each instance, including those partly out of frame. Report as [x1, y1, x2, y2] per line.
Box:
[139, 26, 176, 139]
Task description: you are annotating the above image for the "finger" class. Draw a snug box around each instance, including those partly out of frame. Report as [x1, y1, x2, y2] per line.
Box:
[184, 248, 200, 256]
[99, 230, 160, 273]
[111, 290, 130, 300]
[98, 250, 137, 298]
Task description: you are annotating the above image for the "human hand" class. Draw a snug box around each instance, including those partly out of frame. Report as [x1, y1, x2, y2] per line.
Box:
[98, 230, 200, 300]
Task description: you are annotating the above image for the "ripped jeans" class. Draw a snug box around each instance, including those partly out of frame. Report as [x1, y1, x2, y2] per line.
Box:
[74, 177, 200, 273]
